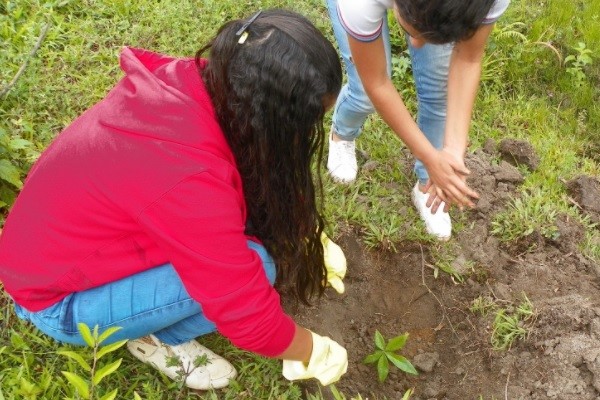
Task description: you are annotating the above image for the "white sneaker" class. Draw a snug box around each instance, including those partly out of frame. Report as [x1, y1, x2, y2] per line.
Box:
[127, 335, 237, 390]
[411, 183, 452, 241]
[327, 132, 358, 183]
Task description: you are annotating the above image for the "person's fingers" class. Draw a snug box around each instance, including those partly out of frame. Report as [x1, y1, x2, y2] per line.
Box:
[443, 201, 451, 213]
[449, 176, 480, 206]
[430, 197, 445, 213]
[328, 277, 345, 294]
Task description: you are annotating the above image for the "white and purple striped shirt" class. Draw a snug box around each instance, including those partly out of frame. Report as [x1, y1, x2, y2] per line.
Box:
[338, 0, 510, 42]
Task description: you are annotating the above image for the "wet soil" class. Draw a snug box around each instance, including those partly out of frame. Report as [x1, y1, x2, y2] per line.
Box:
[284, 141, 600, 400]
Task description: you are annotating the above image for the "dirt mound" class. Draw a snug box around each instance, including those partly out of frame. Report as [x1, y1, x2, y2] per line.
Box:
[284, 143, 600, 399]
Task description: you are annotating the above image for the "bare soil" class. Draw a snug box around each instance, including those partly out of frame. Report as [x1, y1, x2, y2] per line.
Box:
[284, 141, 600, 400]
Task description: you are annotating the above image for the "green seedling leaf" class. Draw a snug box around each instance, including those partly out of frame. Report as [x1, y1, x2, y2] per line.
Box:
[96, 339, 128, 360]
[387, 353, 418, 375]
[10, 332, 27, 349]
[385, 333, 408, 352]
[377, 355, 389, 382]
[97, 326, 122, 345]
[134, 392, 142, 400]
[402, 388, 414, 400]
[92, 325, 100, 341]
[329, 384, 343, 400]
[18, 377, 41, 397]
[92, 358, 122, 386]
[363, 350, 383, 364]
[0, 159, 22, 188]
[62, 371, 90, 399]
[8, 138, 32, 150]
[99, 388, 118, 400]
[374, 330, 386, 350]
[77, 323, 95, 347]
[57, 350, 91, 372]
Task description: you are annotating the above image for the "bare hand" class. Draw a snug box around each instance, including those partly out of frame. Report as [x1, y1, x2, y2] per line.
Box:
[424, 150, 479, 209]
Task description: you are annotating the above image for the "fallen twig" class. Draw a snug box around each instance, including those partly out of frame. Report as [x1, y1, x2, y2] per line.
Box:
[505, 370, 511, 400]
[0, 21, 51, 99]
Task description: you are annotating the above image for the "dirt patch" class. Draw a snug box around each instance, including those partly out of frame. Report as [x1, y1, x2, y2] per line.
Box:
[284, 145, 600, 399]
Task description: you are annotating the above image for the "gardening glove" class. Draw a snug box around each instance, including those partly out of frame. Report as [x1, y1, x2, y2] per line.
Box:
[282, 331, 348, 386]
[321, 232, 347, 294]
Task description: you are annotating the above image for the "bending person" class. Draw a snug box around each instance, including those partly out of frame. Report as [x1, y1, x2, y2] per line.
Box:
[326, 0, 509, 240]
[0, 10, 347, 390]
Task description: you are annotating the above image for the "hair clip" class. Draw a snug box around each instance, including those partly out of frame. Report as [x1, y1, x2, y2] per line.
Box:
[236, 10, 262, 44]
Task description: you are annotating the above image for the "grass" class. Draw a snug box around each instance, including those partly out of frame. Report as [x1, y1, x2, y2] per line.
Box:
[1, 0, 599, 398]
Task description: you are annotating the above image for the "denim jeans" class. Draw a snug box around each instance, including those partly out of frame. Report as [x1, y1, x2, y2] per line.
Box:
[327, 0, 453, 184]
[13, 240, 276, 346]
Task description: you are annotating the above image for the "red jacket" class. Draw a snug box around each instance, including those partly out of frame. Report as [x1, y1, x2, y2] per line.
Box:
[0, 47, 295, 357]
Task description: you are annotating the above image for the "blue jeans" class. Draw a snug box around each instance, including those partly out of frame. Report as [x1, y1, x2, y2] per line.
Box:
[327, 0, 453, 184]
[13, 240, 276, 346]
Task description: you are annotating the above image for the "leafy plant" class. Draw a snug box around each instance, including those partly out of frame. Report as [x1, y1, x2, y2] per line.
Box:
[363, 330, 418, 382]
[0, 126, 38, 214]
[164, 349, 211, 392]
[564, 42, 593, 87]
[58, 323, 127, 400]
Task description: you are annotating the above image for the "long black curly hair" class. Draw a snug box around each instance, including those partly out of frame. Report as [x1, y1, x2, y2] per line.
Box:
[395, 0, 497, 43]
[196, 9, 342, 304]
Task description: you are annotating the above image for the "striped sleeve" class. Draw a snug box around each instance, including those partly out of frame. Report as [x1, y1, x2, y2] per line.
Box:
[337, 0, 390, 42]
[483, 0, 510, 24]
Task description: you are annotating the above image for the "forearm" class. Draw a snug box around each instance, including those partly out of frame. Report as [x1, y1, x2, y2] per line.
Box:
[275, 324, 312, 363]
[348, 35, 437, 166]
[444, 49, 482, 155]
[444, 24, 493, 156]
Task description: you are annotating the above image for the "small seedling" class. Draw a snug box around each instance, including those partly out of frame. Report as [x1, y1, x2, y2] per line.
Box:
[58, 323, 127, 400]
[363, 330, 418, 382]
[165, 351, 212, 390]
[565, 42, 593, 87]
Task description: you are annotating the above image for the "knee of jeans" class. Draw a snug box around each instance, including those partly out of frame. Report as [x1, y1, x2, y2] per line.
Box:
[347, 90, 375, 115]
[417, 97, 447, 122]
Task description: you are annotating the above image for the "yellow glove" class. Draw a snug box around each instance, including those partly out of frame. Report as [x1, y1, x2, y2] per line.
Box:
[282, 331, 348, 386]
[321, 232, 347, 294]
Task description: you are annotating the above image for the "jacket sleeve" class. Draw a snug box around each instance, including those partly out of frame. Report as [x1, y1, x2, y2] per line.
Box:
[136, 171, 295, 357]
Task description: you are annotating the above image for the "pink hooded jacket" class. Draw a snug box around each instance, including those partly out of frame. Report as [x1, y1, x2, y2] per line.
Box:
[0, 47, 295, 357]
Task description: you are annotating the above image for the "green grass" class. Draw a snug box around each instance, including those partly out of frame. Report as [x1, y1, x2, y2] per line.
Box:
[1, 0, 600, 398]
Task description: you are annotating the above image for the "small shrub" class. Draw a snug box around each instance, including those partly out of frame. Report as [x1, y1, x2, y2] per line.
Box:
[363, 330, 418, 382]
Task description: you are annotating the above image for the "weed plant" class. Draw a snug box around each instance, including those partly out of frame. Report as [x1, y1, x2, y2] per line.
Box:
[470, 294, 535, 351]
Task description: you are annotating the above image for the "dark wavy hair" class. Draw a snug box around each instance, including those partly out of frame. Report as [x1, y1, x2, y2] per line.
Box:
[394, 0, 496, 44]
[196, 10, 342, 304]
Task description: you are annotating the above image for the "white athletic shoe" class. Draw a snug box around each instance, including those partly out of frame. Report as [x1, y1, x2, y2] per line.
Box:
[127, 335, 237, 390]
[327, 132, 358, 183]
[411, 183, 452, 241]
